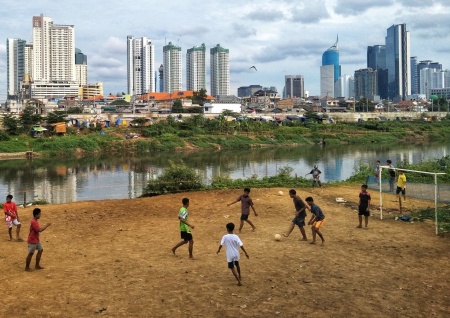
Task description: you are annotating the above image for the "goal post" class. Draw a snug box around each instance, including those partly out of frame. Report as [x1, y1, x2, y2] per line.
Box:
[378, 166, 446, 235]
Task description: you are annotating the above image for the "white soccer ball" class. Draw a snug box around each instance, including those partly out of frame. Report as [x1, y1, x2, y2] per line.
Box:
[278, 191, 283, 196]
[274, 234, 282, 241]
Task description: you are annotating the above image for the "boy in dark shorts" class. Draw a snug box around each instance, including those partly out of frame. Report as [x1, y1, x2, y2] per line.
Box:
[217, 222, 249, 286]
[25, 208, 51, 271]
[357, 184, 371, 229]
[305, 197, 325, 245]
[396, 170, 406, 202]
[387, 160, 396, 192]
[227, 188, 258, 233]
[283, 189, 308, 240]
[171, 198, 195, 259]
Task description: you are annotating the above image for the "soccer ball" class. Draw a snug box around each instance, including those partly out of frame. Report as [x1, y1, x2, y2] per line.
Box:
[278, 191, 283, 196]
[274, 234, 282, 241]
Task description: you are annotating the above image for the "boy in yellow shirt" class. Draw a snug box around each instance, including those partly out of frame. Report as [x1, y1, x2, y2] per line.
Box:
[396, 170, 406, 202]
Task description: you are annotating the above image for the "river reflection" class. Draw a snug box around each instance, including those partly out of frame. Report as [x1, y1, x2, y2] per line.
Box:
[0, 142, 449, 204]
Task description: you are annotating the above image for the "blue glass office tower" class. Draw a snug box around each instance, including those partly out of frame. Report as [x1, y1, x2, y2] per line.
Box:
[322, 37, 341, 82]
[367, 45, 388, 99]
[320, 36, 341, 97]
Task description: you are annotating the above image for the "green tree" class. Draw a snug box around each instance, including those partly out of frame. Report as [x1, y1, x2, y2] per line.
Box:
[2, 114, 20, 135]
[20, 106, 42, 132]
[172, 99, 183, 113]
[111, 100, 129, 105]
[192, 88, 208, 106]
[46, 111, 68, 124]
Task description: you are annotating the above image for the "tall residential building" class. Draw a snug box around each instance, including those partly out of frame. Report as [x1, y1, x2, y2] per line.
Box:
[385, 24, 410, 101]
[24, 44, 33, 81]
[417, 60, 442, 95]
[335, 74, 354, 99]
[410, 56, 418, 95]
[186, 44, 206, 91]
[75, 48, 87, 87]
[210, 44, 230, 96]
[284, 75, 304, 98]
[163, 42, 182, 93]
[320, 36, 340, 97]
[419, 68, 449, 98]
[127, 36, 155, 96]
[367, 45, 388, 99]
[6, 38, 26, 97]
[354, 68, 378, 100]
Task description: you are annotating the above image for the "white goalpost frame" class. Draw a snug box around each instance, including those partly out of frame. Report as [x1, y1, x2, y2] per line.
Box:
[379, 166, 446, 235]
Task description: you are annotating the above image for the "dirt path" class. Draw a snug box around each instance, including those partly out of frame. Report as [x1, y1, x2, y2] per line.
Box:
[1, 186, 448, 317]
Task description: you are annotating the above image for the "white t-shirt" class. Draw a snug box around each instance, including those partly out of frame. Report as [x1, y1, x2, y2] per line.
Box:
[220, 234, 243, 262]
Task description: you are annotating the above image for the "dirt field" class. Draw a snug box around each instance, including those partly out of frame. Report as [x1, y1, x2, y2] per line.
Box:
[1, 186, 449, 318]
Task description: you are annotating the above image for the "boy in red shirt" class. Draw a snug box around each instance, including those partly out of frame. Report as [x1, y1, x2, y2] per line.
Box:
[3, 194, 22, 241]
[25, 208, 51, 271]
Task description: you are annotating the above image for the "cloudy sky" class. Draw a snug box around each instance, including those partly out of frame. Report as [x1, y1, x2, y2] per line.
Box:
[1, 0, 449, 100]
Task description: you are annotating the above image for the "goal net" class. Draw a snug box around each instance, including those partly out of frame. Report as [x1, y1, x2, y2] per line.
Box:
[366, 166, 447, 235]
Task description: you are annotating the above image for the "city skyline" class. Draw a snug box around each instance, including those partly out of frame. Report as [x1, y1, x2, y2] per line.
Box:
[0, 0, 449, 100]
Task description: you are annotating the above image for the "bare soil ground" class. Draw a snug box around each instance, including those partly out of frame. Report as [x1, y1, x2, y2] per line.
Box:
[1, 186, 449, 318]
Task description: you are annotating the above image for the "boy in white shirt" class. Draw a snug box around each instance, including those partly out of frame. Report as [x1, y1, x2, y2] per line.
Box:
[217, 222, 249, 286]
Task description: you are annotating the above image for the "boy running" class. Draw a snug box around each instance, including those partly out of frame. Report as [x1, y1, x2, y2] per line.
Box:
[217, 222, 249, 286]
[283, 189, 308, 240]
[171, 198, 195, 259]
[357, 184, 371, 229]
[227, 188, 258, 233]
[305, 197, 325, 245]
[25, 208, 51, 271]
[4, 194, 22, 241]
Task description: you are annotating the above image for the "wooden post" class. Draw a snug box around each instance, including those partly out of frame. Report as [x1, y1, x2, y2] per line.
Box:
[23, 192, 26, 207]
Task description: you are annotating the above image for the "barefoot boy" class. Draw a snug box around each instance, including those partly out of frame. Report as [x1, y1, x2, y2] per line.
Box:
[227, 188, 258, 233]
[283, 189, 308, 240]
[396, 170, 407, 202]
[4, 194, 22, 241]
[217, 222, 249, 286]
[171, 198, 195, 258]
[357, 184, 371, 229]
[305, 197, 325, 245]
[25, 208, 51, 271]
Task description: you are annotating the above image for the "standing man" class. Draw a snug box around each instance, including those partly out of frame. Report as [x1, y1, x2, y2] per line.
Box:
[283, 189, 308, 240]
[305, 197, 325, 245]
[4, 194, 22, 241]
[227, 188, 258, 233]
[171, 198, 195, 259]
[387, 160, 396, 192]
[25, 208, 51, 271]
[357, 184, 371, 229]
[305, 165, 323, 190]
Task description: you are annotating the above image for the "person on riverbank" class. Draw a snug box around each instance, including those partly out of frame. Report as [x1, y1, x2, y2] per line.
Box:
[3, 194, 22, 241]
[396, 170, 407, 202]
[227, 188, 258, 233]
[217, 222, 249, 286]
[375, 160, 381, 185]
[387, 160, 396, 192]
[357, 184, 371, 229]
[305, 165, 323, 191]
[283, 189, 308, 240]
[171, 198, 195, 259]
[305, 197, 325, 245]
[25, 208, 51, 271]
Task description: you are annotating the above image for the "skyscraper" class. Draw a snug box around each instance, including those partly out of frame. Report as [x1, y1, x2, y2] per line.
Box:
[186, 44, 206, 92]
[320, 37, 340, 97]
[163, 42, 182, 93]
[127, 36, 155, 95]
[367, 45, 387, 99]
[410, 56, 418, 95]
[6, 38, 26, 98]
[284, 75, 304, 98]
[417, 60, 442, 96]
[335, 74, 354, 99]
[75, 48, 87, 87]
[385, 24, 410, 101]
[354, 68, 378, 100]
[210, 44, 230, 97]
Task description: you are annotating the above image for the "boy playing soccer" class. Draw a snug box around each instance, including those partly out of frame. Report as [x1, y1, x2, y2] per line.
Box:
[357, 184, 371, 229]
[305, 197, 325, 245]
[283, 189, 308, 240]
[227, 188, 258, 233]
[4, 194, 22, 241]
[217, 222, 249, 286]
[396, 170, 407, 202]
[171, 198, 195, 259]
[25, 208, 51, 271]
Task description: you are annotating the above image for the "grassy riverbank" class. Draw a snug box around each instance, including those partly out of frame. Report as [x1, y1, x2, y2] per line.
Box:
[1, 114, 450, 157]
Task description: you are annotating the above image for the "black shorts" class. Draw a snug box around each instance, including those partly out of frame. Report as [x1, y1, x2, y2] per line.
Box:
[240, 213, 249, 221]
[180, 231, 193, 242]
[292, 216, 305, 227]
[358, 206, 370, 216]
[396, 187, 405, 195]
[228, 261, 239, 269]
